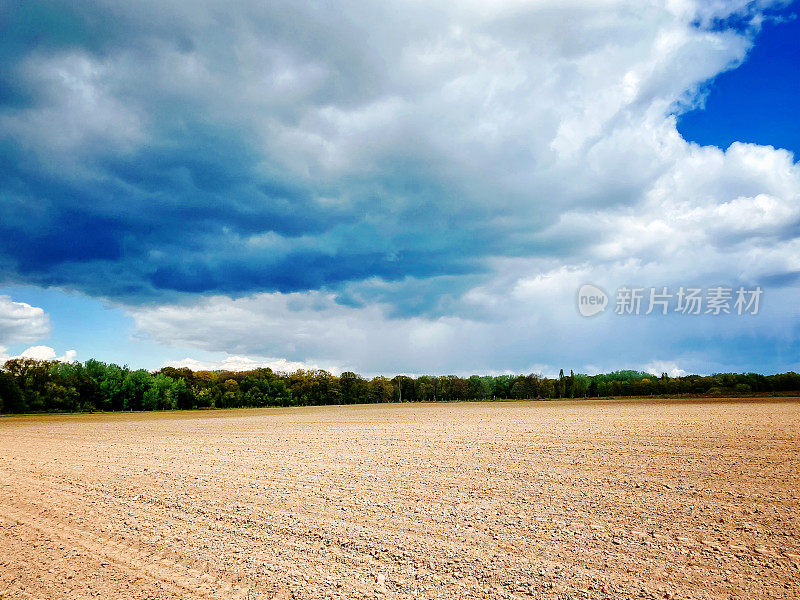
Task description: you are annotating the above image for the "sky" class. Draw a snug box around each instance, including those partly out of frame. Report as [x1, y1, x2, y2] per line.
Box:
[0, 0, 799, 377]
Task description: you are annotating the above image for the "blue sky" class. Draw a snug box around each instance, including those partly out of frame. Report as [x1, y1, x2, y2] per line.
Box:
[0, 0, 799, 376]
[678, 7, 800, 156]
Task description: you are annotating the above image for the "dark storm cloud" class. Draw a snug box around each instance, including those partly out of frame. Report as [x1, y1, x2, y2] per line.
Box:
[1, 0, 795, 342]
[0, 0, 516, 303]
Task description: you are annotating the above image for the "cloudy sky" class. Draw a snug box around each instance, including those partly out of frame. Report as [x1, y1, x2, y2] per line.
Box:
[1, 0, 798, 376]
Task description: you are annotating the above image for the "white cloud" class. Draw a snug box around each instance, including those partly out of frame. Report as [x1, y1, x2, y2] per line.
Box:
[132, 291, 487, 375]
[1, 51, 146, 165]
[17, 346, 78, 363]
[4, 0, 796, 375]
[130, 127, 800, 375]
[0, 345, 77, 365]
[124, 0, 800, 376]
[642, 360, 688, 378]
[162, 355, 330, 374]
[0, 296, 50, 345]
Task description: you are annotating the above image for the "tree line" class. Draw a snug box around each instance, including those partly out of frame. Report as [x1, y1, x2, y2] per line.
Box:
[0, 358, 799, 414]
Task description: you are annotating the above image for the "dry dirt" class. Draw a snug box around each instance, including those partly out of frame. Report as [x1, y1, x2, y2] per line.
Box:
[0, 398, 798, 600]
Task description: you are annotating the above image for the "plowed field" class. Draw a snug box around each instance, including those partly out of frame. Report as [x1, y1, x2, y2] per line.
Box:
[1, 398, 798, 599]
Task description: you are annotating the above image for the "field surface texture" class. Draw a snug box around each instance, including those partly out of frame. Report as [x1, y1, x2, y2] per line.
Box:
[0, 399, 798, 599]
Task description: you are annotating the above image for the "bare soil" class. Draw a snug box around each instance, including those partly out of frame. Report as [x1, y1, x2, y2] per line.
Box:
[1, 398, 798, 599]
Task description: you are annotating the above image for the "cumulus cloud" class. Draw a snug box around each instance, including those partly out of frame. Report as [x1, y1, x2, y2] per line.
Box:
[0, 0, 778, 299]
[0, 345, 77, 364]
[162, 355, 330, 374]
[642, 361, 688, 378]
[0, 296, 50, 345]
[18, 346, 77, 362]
[131, 257, 797, 376]
[1, 1, 798, 374]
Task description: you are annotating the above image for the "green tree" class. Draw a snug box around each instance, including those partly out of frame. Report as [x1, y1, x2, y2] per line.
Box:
[467, 375, 492, 400]
[368, 376, 393, 403]
[98, 363, 127, 411]
[4, 358, 55, 411]
[340, 371, 368, 404]
[572, 374, 590, 398]
[171, 378, 195, 410]
[0, 370, 23, 413]
[121, 369, 152, 411]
